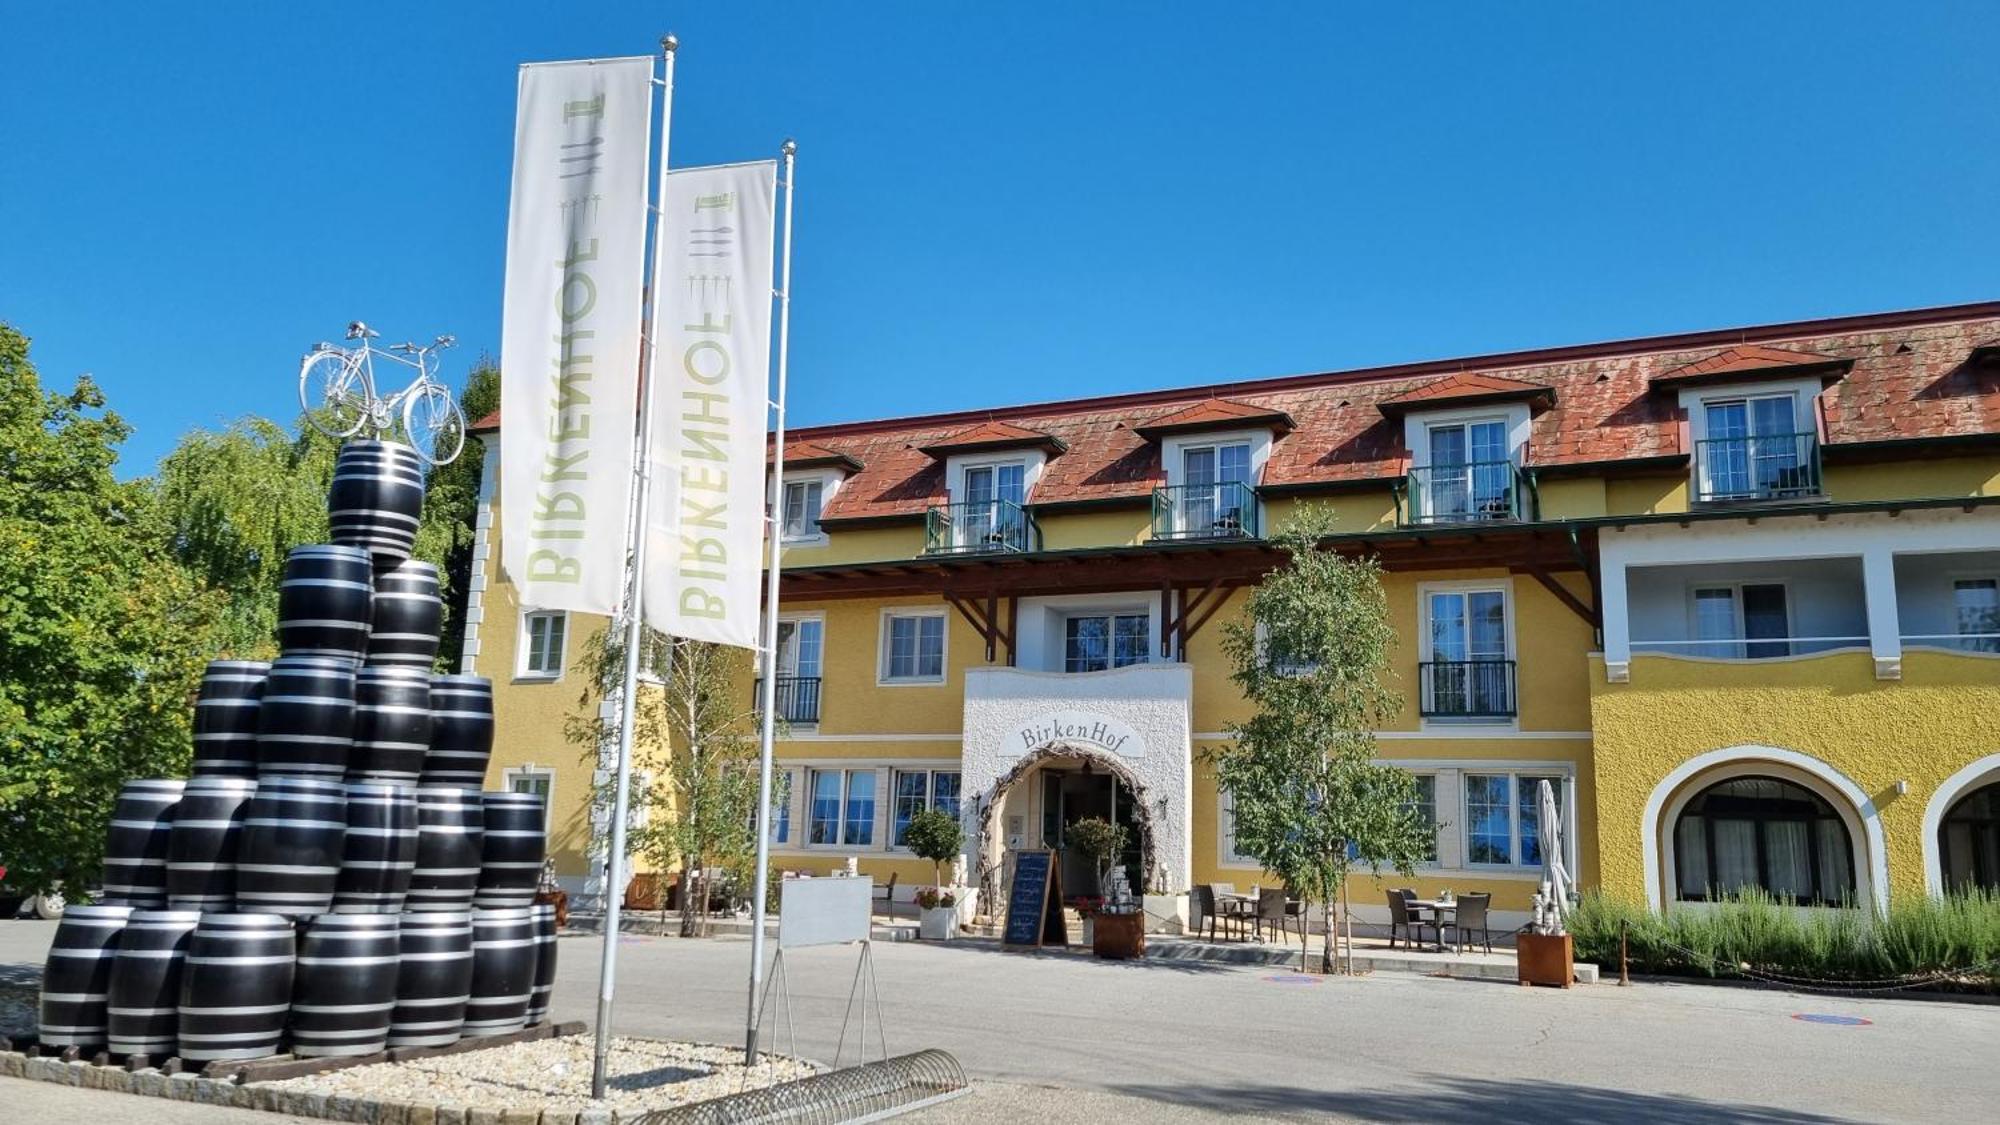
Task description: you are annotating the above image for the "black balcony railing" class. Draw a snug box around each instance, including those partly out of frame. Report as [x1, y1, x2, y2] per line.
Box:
[1418, 660, 1517, 719]
[753, 675, 822, 724]
[1694, 431, 1822, 503]
[1152, 481, 1260, 541]
[1400, 460, 1528, 526]
[924, 499, 1038, 555]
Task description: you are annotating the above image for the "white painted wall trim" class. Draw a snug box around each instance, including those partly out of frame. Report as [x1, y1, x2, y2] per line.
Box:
[1193, 731, 1594, 742]
[1639, 745, 1889, 912]
[1920, 755, 2000, 896]
[461, 440, 499, 675]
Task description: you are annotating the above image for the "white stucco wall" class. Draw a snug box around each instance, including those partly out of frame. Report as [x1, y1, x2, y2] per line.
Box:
[961, 663, 1194, 892]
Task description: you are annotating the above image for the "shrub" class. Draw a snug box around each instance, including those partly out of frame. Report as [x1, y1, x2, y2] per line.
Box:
[915, 887, 956, 910]
[903, 808, 963, 889]
[1569, 888, 2000, 989]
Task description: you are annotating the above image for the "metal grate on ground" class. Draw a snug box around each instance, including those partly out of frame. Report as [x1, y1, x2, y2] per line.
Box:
[628, 1049, 969, 1125]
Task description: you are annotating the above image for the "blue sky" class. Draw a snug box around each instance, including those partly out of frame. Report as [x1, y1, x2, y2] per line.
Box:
[3, 3, 1996, 474]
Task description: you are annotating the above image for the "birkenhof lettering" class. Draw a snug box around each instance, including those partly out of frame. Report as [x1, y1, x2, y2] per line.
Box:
[674, 195, 741, 621]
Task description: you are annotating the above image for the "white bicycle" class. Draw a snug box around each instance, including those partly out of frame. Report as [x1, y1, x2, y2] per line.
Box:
[299, 321, 467, 466]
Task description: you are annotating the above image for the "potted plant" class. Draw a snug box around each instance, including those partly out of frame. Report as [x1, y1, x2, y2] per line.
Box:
[1069, 817, 1144, 957]
[905, 808, 964, 939]
[915, 887, 958, 941]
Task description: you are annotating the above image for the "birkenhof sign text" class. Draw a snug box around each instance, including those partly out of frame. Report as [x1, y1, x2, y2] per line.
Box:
[1007, 711, 1147, 758]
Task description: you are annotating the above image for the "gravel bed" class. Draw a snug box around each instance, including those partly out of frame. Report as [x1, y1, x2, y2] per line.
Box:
[264, 1035, 817, 1115]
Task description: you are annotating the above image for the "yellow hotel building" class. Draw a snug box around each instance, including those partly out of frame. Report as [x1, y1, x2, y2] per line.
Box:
[466, 302, 2000, 931]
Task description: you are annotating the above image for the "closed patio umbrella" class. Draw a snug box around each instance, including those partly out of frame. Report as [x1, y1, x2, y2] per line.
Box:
[1536, 779, 1573, 933]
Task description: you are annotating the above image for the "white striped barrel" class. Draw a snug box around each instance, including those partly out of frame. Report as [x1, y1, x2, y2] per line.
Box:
[350, 667, 431, 783]
[191, 660, 268, 777]
[389, 911, 474, 1048]
[329, 441, 425, 565]
[177, 912, 295, 1062]
[526, 902, 558, 1026]
[101, 779, 183, 907]
[333, 782, 417, 913]
[235, 776, 345, 916]
[39, 904, 134, 1050]
[405, 788, 483, 911]
[166, 776, 257, 911]
[472, 792, 545, 910]
[290, 913, 400, 1057]
[463, 907, 535, 1038]
[106, 908, 200, 1056]
[276, 544, 373, 663]
[422, 675, 493, 788]
[365, 558, 442, 669]
[256, 655, 356, 779]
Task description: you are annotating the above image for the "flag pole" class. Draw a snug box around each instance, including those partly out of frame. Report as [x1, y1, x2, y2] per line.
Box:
[745, 136, 797, 1066]
[592, 31, 677, 1101]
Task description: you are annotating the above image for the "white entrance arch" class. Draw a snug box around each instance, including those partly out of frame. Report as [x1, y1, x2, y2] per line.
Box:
[1641, 745, 1888, 912]
[1921, 754, 2000, 896]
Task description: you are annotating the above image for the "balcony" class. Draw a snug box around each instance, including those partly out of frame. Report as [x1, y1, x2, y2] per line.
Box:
[1694, 431, 1823, 504]
[924, 499, 1040, 555]
[1152, 482, 1260, 541]
[1399, 461, 1529, 526]
[1623, 557, 1869, 662]
[753, 675, 821, 724]
[1418, 660, 1517, 719]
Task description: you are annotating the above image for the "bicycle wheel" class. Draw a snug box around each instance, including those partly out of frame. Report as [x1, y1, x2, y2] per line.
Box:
[299, 348, 368, 438]
[401, 380, 466, 466]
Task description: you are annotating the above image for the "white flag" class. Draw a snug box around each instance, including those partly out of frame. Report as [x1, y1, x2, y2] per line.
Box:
[499, 57, 653, 614]
[643, 161, 779, 648]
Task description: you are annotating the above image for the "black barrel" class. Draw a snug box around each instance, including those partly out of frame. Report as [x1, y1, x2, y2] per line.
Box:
[351, 667, 432, 783]
[333, 782, 417, 913]
[526, 902, 558, 1026]
[290, 914, 400, 1057]
[329, 440, 426, 565]
[191, 660, 269, 777]
[166, 776, 258, 911]
[256, 654, 356, 779]
[405, 787, 484, 911]
[177, 912, 295, 1062]
[389, 912, 475, 1048]
[105, 908, 200, 1057]
[423, 675, 493, 789]
[366, 559, 442, 669]
[38, 904, 133, 1051]
[236, 776, 346, 916]
[463, 907, 535, 1038]
[473, 791, 545, 910]
[101, 779, 183, 907]
[276, 544, 374, 662]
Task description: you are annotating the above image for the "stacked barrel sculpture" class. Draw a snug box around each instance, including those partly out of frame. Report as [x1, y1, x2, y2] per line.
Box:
[39, 439, 559, 1063]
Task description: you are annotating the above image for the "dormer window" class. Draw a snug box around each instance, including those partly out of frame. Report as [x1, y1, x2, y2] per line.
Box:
[1380, 374, 1550, 526]
[769, 440, 861, 547]
[1137, 399, 1290, 541]
[780, 477, 825, 541]
[918, 421, 1060, 554]
[1653, 345, 1846, 506]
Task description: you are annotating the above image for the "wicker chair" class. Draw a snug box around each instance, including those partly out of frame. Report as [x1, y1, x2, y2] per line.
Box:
[1256, 888, 1302, 943]
[1443, 892, 1493, 954]
[1385, 889, 1423, 949]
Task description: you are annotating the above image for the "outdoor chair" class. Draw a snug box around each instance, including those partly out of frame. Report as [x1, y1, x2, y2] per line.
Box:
[872, 871, 898, 917]
[1255, 888, 1302, 943]
[1386, 889, 1430, 950]
[1209, 882, 1251, 940]
[1444, 892, 1493, 954]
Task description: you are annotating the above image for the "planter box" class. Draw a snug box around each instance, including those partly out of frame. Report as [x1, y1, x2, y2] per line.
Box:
[1516, 931, 1573, 989]
[1093, 911, 1146, 960]
[919, 905, 956, 941]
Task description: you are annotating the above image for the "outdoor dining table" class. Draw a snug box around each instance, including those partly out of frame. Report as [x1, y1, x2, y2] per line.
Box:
[1216, 891, 1258, 939]
[1405, 898, 1458, 952]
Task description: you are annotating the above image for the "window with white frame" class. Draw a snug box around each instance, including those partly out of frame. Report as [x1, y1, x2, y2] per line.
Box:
[521, 611, 567, 678]
[1696, 393, 1816, 501]
[808, 768, 877, 847]
[504, 767, 555, 834]
[891, 769, 962, 848]
[1690, 582, 1790, 659]
[751, 768, 794, 845]
[1409, 774, 1439, 863]
[880, 611, 946, 683]
[1423, 419, 1513, 519]
[1420, 586, 1513, 719]
[1063, 613, 1149, 673]
[1220, 787, 1261, 867]
[781, 478, 825, 541]
[771, 617, 824, 722]
[1954, 578, 1999, 653]
[1464, 772, 1565, 867]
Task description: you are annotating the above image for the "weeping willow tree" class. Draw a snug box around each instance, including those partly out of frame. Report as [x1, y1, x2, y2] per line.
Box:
[1209, 509, 1435, 973]
[567, 623, 763, 936]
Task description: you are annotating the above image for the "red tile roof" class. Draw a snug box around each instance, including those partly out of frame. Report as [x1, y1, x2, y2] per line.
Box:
[915, 420, 1068, 459]
[769, 440, 863, 473]
[1377, 372, 1555, 417]
[1650, 344, 1852, 387]
[470, 409, 500, 433]
[1132, 398, 1296, 441]
[476, 303, 2000, 523]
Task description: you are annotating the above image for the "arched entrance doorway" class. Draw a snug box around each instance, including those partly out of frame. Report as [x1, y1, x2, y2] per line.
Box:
[972, 741, 1160, 911]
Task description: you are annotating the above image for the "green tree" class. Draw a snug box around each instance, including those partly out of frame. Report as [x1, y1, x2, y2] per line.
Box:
[0, 323, 226, 894]
[1208, 509, 1435, 973]
[904, 807, 964, 891]
[568, 623, 761, 937]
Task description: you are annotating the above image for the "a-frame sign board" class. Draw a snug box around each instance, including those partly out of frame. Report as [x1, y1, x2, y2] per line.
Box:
[1001, 849, 1067, 949]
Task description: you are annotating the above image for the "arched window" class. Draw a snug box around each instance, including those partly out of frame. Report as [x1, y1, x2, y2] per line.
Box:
[1673, 776, 1855, 906]
[1940, 782, 2000, 892]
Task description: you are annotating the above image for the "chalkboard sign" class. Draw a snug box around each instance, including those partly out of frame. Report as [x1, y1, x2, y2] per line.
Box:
[1002, 849, 1066, 949]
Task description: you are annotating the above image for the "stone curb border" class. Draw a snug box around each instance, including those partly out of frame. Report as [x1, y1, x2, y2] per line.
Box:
[0, 1047, 627, 1125]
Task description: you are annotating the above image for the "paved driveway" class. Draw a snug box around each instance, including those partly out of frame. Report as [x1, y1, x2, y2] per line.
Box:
[4, 920, 1993, 1122]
